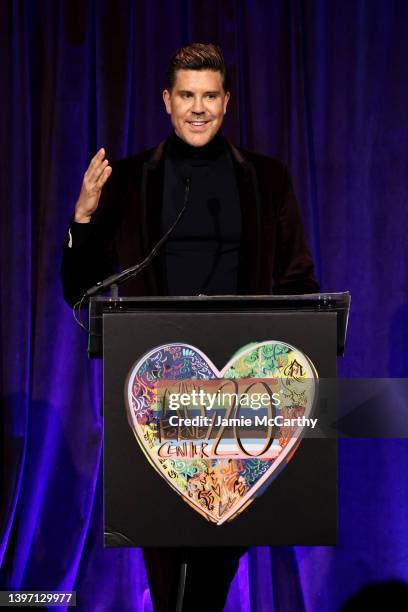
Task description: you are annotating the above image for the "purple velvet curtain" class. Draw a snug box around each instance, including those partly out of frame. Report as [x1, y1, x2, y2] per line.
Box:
[1, 1, 408, 610]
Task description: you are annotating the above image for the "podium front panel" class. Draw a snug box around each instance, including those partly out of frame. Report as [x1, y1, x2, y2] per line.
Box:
[104, 310, 337, 546]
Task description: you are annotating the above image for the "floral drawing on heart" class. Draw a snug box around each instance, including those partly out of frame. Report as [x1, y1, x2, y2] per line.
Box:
[125, 341, 318, 525]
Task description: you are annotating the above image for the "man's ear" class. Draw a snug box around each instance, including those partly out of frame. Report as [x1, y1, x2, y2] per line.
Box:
[163, 89, 172, 115]
[223, 91, 230, 114]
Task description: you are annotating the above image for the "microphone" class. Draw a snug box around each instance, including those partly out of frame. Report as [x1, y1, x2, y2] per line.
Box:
[85, 175, 191, 297]
[178, 162, 192, 184]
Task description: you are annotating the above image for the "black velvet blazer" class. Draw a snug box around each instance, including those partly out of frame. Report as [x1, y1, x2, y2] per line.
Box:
[61, 139, 319, 306]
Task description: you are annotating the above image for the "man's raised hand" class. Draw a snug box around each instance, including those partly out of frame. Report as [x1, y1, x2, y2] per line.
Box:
[74, 148, 112, 223]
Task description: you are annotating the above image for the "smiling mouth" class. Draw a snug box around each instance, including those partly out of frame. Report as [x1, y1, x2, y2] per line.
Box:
[187, 120, 210, 127]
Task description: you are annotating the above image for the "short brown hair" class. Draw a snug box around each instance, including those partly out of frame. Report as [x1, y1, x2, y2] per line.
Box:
[167, 43, 229, 92]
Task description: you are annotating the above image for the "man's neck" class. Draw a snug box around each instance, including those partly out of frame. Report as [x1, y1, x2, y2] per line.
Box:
[169, 130, 225, 161]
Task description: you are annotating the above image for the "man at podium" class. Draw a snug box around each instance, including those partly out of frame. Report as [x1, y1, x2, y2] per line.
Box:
[62, 43, 318, 612]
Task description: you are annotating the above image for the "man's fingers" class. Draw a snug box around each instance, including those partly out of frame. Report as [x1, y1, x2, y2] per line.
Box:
[86, 148, 107, 181]
[86, 157, 108, 184]
[90, 147, 105, 168]
[95, 165, 112, 190]
[87, 158, 109, 185]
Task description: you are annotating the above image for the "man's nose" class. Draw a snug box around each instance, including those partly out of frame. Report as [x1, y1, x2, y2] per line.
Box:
[191, 96, 205, 114]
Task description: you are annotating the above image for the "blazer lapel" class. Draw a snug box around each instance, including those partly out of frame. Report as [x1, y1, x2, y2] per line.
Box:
[228, 143, 262, 294]
[140, 140, 167, 294]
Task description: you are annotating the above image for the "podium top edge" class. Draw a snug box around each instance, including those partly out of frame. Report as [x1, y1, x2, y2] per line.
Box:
[90, 291, 350, 304]
[87, 292, 351, 358]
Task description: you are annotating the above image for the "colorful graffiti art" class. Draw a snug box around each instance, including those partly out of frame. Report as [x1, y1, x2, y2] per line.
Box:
[125, 341, 318, 525]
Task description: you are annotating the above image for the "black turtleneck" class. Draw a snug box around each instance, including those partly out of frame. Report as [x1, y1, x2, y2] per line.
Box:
[163, 131, 241, 296]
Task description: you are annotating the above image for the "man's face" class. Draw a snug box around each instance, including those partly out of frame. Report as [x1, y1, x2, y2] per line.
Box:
[163, 69, 230, 147]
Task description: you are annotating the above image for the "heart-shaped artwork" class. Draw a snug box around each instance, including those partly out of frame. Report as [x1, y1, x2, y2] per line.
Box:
[125, 341, 318, 525]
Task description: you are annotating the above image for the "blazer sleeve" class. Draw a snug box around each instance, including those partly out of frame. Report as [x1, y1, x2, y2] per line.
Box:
[272, 166, 320, 295]
[61, 173, 119, 307]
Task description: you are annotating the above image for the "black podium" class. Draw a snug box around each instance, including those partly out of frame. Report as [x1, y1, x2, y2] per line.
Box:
[89, 293, 350, 547]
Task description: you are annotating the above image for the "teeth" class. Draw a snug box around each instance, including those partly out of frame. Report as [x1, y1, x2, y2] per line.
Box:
[190, 121, 206, 125]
